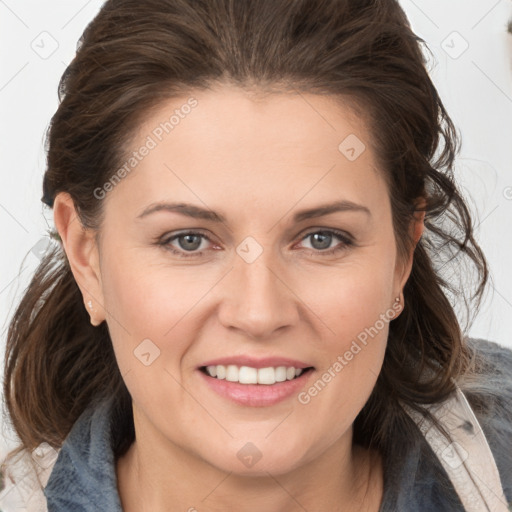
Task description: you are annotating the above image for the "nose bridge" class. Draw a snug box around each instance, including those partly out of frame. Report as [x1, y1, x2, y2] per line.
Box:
[218, 238, 297, 338]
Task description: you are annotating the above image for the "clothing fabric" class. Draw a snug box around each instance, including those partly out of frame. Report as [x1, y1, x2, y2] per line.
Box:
[2, 337, 512, 511]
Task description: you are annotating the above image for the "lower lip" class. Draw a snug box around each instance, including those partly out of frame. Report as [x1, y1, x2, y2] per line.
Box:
[197, 368, 314, 407]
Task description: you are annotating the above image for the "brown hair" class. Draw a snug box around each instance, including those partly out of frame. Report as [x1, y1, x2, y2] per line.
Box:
[3, 0, 490, 473]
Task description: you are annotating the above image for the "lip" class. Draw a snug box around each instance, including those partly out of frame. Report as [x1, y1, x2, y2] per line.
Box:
[197, 367, 315, 407]
[198, 355, 313, 370]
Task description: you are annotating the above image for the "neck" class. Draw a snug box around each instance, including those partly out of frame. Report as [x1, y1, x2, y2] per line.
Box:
[116, 412, 383, 512]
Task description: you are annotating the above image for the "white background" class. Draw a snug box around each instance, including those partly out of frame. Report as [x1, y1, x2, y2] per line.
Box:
[0, 0, 512, 489]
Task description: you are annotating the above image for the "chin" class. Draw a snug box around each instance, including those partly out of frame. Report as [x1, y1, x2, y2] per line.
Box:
[201, 440, 308, 477]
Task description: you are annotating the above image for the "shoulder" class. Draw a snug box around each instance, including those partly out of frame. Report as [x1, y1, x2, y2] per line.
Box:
[462, 337, 512, 405]
[460, 337, 512, 505]
[383, 338, 512, 511]
[466, 336, 512, 370]
[0, 443, 59, 512]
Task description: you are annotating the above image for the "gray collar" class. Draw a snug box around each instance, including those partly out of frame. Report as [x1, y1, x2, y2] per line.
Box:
[43, 396, 123, 512]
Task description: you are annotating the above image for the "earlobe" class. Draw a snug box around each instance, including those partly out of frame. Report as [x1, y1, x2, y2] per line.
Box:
[53, 192, 105, 325]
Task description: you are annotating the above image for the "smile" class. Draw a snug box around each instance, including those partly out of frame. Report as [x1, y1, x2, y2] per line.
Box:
[197, 366, 315, 407]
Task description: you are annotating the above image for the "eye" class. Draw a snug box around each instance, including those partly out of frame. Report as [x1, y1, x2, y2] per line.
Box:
[158, 231, 214, 258]
[297, 229, 354, 256]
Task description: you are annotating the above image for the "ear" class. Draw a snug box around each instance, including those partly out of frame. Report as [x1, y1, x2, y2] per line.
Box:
[394, 197, 426, 297]
[53, 192, 105, 326]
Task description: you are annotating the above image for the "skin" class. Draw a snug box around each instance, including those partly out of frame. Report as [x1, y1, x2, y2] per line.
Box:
[54, 84, 424, 512]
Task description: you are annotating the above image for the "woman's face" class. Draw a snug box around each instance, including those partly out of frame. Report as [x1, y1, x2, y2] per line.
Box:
[65, 85, 420, 475]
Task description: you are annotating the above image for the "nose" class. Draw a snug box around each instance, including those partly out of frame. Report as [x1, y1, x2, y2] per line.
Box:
[217, 249, 300, 339]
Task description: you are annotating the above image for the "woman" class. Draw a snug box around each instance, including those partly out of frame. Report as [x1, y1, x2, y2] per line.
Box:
[2, 0, 511, 511]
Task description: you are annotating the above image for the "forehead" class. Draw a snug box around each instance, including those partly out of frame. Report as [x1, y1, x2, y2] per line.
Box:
[102, 85, 387, 221]
[141, 85, 370, 153]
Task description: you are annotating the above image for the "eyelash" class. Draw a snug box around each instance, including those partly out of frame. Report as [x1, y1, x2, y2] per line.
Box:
[157, 229, 354, 259]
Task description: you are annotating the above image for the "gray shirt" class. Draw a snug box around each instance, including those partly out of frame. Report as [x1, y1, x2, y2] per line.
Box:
[43, 337, 512, 511]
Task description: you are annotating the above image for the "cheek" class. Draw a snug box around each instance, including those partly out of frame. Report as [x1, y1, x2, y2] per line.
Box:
[301, 251, 397, 344]
[295, 251, 396, 408]
[100, 255, 216, 422]
[100, 253, 201, 369]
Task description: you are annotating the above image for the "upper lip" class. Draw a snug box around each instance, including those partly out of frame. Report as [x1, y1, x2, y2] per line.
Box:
[199, 355, 314, 370]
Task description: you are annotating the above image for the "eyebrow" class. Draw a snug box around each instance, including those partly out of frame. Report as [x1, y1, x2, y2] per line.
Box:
[136, 200, 371, 223]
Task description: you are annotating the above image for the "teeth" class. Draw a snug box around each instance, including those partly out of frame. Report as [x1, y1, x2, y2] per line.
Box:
[238, 366, 258, 384]
[216, 365, 225, 379]
[205, 365, 306, 385]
